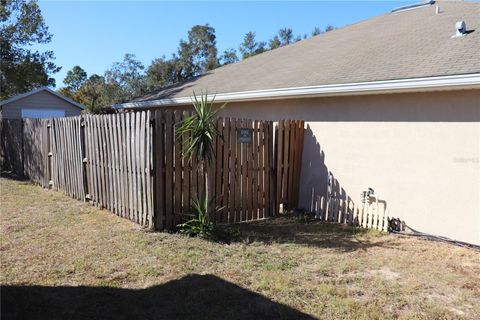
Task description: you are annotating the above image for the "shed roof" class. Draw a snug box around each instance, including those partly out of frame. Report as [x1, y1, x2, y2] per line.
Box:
[0, 87, 85, 110]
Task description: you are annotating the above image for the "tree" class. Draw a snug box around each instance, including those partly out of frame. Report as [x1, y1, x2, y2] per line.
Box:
[239, 32, 265, 59]
[76, 74, 106, 113]
[279, 28, 294, 46]
[63, 65, 87, 91]
[325, 24, 335, 32]
[176, 92, 225, 238]
[312, 27, 322, 36]
[57, 87, 75, 101]
[268, 35, 281, 50]
[104, 53, 146, 103]
[0, 0, 60, 100]
[177, 24, 218, 79]
[220, 48, 238, 65]
[146, 55, 183, 90]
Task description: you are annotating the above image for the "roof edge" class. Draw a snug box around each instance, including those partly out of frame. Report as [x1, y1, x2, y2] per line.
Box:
[115, 73, 480, 109]
[0, 87, 85, 110]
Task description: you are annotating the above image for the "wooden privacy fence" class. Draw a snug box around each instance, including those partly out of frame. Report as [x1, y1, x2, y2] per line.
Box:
[84, 113, 154, 227]
[0, 112, 305, 231]
[51, 117, 86, 200]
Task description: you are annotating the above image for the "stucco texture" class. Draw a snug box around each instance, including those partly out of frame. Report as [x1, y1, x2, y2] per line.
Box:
[219, 90, 480, 245]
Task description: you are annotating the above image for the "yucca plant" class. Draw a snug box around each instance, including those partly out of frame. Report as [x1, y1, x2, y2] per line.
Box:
[175, 91, 225, 237]
[177, 198, 215, 239]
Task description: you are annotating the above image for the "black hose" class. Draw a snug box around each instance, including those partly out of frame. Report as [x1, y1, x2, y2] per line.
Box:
[390, 224, 480, 251]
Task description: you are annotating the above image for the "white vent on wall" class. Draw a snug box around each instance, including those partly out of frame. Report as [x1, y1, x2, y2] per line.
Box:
[452, 21, 467, 38]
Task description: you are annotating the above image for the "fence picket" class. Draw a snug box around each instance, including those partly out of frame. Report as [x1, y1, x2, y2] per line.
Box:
[234, 119, 242, 222]
[165, 110, 174, 229]
[139, 111, 147, 224]
[252, 120, 259, 220]
[173, 111, 182, 226]
[215, 118, 223, 222]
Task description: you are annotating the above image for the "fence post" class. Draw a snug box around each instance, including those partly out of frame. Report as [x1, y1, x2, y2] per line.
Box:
[80, 115, 89, 202]
[20, 120, 25, 177]
[46, 119, 52, 188]
[153, 111, 163, 230]
[274, 121, 281, 215]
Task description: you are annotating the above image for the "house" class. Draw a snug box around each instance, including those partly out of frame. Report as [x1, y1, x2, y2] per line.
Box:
[0, 87, 84, 119]
[116, 1, 480, 244]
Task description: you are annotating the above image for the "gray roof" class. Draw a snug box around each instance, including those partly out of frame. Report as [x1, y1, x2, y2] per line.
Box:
[134, 0, 480, 102]
[0, 87, 85, 109]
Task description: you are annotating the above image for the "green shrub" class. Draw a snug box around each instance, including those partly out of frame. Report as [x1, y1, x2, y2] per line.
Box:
[177, 197, 216, 240]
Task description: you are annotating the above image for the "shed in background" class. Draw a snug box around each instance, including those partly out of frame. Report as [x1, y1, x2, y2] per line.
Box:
[0, 87, 84, 119]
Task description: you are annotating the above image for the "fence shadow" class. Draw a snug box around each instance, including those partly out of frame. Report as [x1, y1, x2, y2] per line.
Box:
[0, 119, 23, 175]
[298, 125, 388, 228]
[299, 125, 354, 212]
[1, 274, 315, 320]
[231, 215, 397, 252]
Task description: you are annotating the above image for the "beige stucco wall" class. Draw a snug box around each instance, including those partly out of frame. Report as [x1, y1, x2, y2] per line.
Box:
[219, 89, 480, 245]
[1, 90, 82, 119]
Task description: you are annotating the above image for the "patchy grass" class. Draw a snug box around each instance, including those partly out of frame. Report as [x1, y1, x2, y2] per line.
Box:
[1, 176, 479, 320]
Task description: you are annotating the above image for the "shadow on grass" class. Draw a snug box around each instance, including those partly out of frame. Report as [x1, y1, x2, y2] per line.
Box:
[1, 274, 315, 320]
[226, 215, 397, 252]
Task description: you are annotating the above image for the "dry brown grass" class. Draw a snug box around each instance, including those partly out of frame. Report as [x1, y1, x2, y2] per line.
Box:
[1, 175, 479, 320]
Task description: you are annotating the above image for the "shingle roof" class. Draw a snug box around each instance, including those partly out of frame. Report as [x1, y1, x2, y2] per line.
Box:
[134, 0, 480, 102]
[0, 87, 85, 109]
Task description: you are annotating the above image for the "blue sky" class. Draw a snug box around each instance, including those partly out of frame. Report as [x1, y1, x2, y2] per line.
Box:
[36, 1, 411, 87]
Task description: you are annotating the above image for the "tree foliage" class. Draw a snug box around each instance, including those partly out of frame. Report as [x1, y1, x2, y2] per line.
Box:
[268, 35, 281, 50]
[63, 65, 87, 91]
[312, 27, 322, 36]
[278, 28, 294, 46]
[177, 24, 218, 79]
[104, 53, 146, 102]
[145, 56, 182, 90]
[220, 48, 238, 65]
[76, 74, 107, 113]
[325, 24, 335, 32]
[0, 0, 60, 100]
[239, 32, 266, 59]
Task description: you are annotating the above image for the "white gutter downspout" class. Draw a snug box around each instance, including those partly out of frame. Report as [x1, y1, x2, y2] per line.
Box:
[115, 73, 480, 109]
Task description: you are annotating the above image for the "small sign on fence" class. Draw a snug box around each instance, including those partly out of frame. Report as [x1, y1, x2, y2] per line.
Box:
[237, 128, 252, 144]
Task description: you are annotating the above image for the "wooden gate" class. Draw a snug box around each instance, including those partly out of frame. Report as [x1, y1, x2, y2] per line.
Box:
[275, 120, 305, 212]
[153, 111, 277, 229]
[213, 118, 275, 224]
[23, 118, 50, 187]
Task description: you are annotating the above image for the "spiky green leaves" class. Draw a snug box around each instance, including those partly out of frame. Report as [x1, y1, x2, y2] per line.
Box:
[175, 91, 225, 166]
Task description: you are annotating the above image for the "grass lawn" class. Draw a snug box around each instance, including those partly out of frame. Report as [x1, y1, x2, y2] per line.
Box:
[1, 175, 479, 320]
